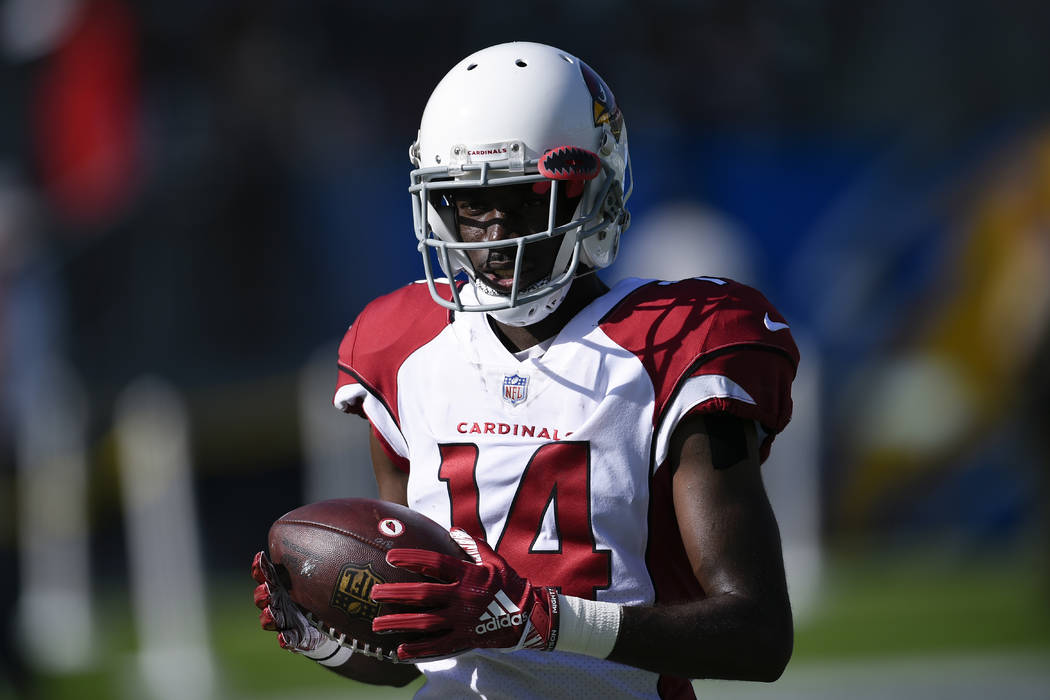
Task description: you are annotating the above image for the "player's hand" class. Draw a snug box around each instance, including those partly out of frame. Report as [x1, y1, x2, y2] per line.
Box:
[251, 551, 332, 654]
[370, 528, 559, 661]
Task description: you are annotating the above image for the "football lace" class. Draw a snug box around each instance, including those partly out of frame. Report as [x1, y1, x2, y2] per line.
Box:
[304, 612, 402, 663]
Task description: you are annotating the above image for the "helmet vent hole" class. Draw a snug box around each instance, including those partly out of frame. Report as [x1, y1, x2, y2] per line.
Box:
[515, 59, 527, 67]
[467, 63, 477, 70]
[559, 54, 574, 64]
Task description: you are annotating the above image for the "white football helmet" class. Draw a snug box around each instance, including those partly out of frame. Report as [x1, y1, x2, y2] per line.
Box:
[409, 42, 632, 326]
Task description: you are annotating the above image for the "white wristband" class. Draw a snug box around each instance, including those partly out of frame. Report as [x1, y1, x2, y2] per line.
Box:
[553, 594, 622, 659]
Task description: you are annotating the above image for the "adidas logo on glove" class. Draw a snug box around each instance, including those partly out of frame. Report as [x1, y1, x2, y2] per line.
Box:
[475, 590, 524, 634]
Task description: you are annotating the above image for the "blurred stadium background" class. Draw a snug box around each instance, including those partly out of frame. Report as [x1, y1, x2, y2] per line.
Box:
[1, 1, 1049, 698]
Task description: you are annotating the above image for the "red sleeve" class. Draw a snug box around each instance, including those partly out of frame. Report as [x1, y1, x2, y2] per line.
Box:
[332, 282, 453, 428]
[679, 346, 797, 461]
[331, 282, 453, 471]
[334, 321, 365, 416]
[600, 278, 799, 463]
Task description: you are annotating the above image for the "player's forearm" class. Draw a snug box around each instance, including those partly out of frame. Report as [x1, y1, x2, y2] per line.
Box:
[604, 594, 792, 682]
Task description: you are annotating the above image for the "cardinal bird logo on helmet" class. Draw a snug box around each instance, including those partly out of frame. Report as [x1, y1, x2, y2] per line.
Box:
[580, 61, 623, 141]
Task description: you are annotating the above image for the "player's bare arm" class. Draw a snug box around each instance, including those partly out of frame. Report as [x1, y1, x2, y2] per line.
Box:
[370, 430, 409, 507]
[607, 413, 793, 681]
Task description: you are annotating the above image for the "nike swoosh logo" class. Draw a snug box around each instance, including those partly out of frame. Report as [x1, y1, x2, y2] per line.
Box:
[764, 312, 790, 332]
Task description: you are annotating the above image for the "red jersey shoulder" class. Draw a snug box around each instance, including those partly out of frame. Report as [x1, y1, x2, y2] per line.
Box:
[337, 281, 452, 398]
[599, 278, 799, 439]
[600, 277, 799, 365]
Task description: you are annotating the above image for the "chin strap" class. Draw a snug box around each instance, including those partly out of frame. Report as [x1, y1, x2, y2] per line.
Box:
[472, 278, 569, 328]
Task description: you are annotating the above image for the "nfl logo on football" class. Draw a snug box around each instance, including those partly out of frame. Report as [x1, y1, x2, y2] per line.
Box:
[502, 374, 529, 406]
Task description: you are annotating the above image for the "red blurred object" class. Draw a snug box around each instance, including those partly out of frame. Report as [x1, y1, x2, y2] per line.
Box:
[31, 0, 140, 229]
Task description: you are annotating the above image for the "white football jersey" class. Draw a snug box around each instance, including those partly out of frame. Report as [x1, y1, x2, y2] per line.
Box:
[334, 277, 798, 700]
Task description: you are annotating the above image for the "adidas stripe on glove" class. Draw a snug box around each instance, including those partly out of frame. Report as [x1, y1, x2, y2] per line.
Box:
[370, 528, 560, 661]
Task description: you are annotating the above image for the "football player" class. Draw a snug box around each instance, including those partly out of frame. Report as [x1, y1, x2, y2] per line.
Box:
[254, 41, 798, 698]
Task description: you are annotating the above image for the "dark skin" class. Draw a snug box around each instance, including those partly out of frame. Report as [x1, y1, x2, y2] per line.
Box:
[450, 182, 576, 296]
[450, 182, 607, 351]
[608, 414, 793, 681]
[331, 187, 793, 684]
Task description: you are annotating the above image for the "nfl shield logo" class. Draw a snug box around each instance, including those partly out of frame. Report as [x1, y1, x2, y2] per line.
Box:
[502, 374, 529, 406]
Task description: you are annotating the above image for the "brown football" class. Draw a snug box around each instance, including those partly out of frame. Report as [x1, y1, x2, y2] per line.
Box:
[267, 498, 466, 662]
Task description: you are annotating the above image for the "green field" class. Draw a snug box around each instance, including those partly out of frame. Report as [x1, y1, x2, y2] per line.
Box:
[13, 552, 1050, 700]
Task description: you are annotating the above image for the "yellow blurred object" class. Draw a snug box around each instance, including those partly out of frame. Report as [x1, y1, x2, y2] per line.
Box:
[840, 128, 1050, 527]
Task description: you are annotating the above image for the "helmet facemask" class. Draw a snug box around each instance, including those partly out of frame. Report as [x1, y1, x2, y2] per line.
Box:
[446, 176, 584, 296]
[411, 149, 621, 326]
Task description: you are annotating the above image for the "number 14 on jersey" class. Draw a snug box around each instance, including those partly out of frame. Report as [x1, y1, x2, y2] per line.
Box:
[438, 441, 612, 600]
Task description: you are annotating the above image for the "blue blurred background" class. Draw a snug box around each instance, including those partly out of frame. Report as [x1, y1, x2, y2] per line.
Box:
[1, 1, 1048, 698]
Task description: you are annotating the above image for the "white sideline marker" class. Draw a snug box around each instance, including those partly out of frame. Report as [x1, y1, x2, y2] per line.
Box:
[762, 332, 823, 622]
[14, 358, 94, 671]
[299, 342, 376, 503]
[115, 377, 216, 700]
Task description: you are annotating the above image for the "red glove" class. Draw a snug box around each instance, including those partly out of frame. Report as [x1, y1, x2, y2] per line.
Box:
[370, 528, 560, 661]
[251, 551, 352, 664]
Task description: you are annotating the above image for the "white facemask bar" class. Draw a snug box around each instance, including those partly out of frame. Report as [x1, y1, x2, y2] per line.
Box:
[409, 157, 619, 314]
